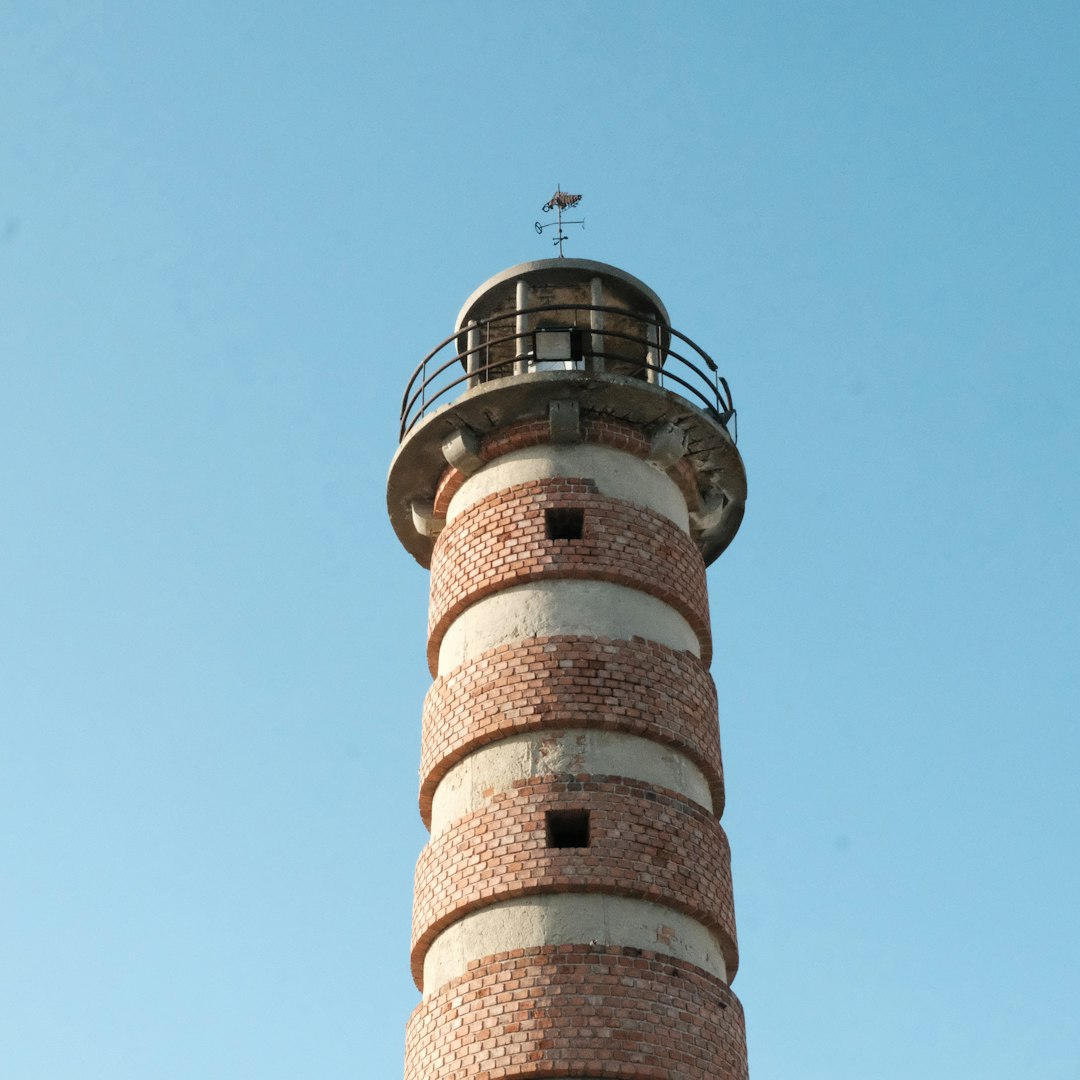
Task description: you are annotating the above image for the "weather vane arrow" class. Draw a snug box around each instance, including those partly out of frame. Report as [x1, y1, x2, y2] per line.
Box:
[534, 186, 584, 256]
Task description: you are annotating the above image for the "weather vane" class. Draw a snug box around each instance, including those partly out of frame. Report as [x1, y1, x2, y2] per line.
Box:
[535, 187, 584, 257]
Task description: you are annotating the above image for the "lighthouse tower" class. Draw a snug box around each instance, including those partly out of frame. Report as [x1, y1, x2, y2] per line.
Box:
[387, 256, 750, 1079]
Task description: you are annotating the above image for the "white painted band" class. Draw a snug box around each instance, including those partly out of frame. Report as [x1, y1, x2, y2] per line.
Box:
[430, 730, 713, 835]
[422, 894, 728, 995]
[447, 444, 689, 532]
[436, 580, 700, 676]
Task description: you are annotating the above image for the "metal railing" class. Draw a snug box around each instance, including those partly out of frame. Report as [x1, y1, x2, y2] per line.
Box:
[399, 303, 736, 442]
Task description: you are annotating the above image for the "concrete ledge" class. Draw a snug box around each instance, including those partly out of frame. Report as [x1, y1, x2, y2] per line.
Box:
[446, 442, 690, 531]
[435, 580, 699, 675]
[431, 730, 713, 834]
[422, 893, 729, 995]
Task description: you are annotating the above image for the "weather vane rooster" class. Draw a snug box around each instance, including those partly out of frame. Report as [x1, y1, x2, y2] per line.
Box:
[535, 187, 584, 256]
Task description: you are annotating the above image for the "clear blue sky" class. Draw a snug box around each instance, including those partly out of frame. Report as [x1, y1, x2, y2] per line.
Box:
[2, 3, 1078, 1077]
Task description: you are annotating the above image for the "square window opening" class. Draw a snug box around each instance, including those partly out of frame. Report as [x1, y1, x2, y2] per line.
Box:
[546, 809, 590, 849]
[545, 507, 584, 541]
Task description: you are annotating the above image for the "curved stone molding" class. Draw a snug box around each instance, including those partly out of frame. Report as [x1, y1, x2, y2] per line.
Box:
[435, 581, 699, 675]
[430, 730, 714, 834]
[420, 635, 724, 825]
[422, 894, 730, 992]
[446, 443, 691, 531]
[482, 415, 702, 512]
[404, 945, 749, 1080]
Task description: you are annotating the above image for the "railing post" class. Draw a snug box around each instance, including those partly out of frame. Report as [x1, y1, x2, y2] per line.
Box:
[513, 279, 530, 376]
[589, 278, 605, 372]
[646, 319, 661, 385]
[467, 321, 480, 388]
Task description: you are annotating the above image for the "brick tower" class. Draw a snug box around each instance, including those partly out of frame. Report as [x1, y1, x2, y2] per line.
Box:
[387, 258, 750, 1079]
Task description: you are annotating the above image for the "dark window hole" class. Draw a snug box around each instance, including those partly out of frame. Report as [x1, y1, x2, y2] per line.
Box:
[545, 507, 584, 541]
[546, 809, 590, 848]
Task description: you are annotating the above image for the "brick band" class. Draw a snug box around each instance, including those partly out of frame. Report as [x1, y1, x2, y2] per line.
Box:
[419, 635, 724, 825]
[411, 778, 738, 988]
[427, 480, 712, 673]
[404, 945, 749, 1080]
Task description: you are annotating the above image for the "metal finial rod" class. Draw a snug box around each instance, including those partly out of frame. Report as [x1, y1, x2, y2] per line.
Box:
[534, 186, 584, 256]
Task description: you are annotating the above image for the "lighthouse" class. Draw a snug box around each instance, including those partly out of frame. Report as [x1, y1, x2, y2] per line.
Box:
[387, 254, 750, 1079]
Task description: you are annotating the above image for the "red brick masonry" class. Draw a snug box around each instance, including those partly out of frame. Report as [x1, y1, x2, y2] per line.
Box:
[404, 944, 749, 1080]
[484, 417, 653, 464]
[411, 778, 738, 989]
[428, 480, 711, 674]
[419, 635, 725, 826]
